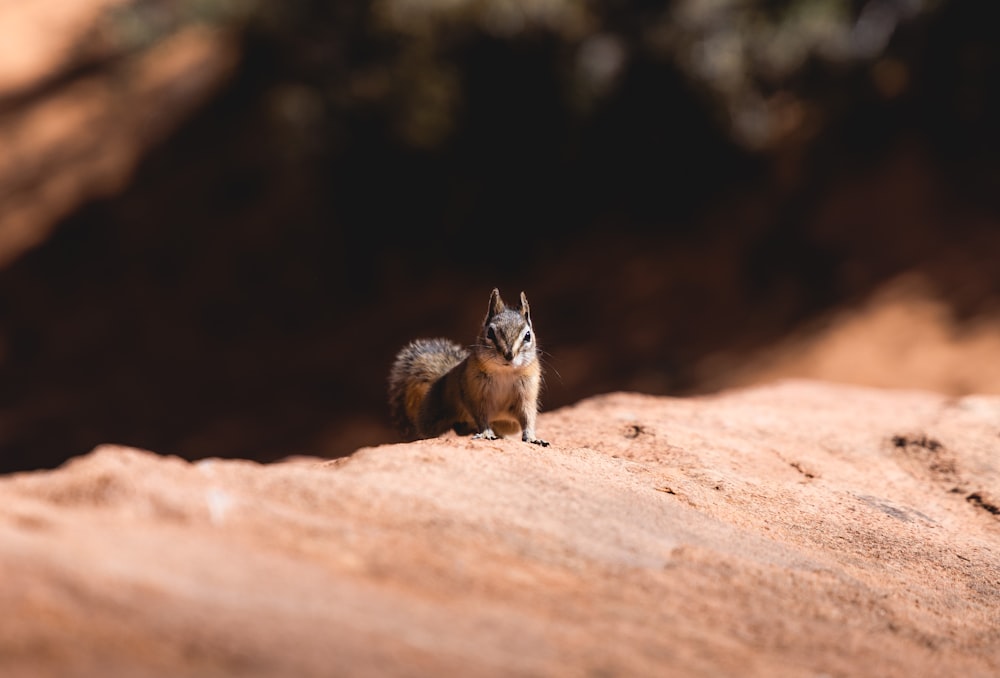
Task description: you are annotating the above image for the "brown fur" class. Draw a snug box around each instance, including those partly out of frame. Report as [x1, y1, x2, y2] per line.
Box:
[387, 289, 548, 446]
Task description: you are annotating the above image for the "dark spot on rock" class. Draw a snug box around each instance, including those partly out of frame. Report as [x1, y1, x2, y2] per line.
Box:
[892, 434, 942, 451]
[967, 492, 1000, 516]
[789, 461, 815, 479]
[623, 424, 645, 439]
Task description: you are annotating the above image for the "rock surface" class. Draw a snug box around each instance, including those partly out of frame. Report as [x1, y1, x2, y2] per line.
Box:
[2, 380, 999, 677]
[0, 2, 239, 267]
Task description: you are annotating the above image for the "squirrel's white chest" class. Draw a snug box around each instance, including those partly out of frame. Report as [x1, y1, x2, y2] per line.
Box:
[471, 369, 526, 417]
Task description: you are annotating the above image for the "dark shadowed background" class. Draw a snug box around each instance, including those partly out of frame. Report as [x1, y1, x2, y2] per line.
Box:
[2, 0, 1000, 472]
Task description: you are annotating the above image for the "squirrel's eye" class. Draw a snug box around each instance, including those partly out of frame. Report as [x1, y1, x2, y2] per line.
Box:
[523, 330, 531, 343]
[486, 326, 496, 341]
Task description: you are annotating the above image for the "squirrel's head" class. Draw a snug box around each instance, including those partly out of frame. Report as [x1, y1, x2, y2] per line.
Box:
[477, 288, 536, 368]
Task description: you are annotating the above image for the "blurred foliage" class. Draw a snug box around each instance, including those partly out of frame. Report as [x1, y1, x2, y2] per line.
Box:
[216, 0, 947, 151]
[352, 0, 941, 149]
[659, 0, 936, 148]
[92, 0, 946, 149]
[92, 0, 1000, 195]
[103, 0, 261, 51]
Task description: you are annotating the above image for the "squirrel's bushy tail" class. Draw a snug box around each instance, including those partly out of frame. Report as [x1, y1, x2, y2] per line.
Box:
[388, 338, 468, 438]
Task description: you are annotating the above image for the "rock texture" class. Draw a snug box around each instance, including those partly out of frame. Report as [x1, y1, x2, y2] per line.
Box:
[2, 380, 999, 677]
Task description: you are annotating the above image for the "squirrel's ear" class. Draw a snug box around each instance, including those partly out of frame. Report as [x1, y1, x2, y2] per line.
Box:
[519, 291, 531, 323]
[487, 288, 504, 319]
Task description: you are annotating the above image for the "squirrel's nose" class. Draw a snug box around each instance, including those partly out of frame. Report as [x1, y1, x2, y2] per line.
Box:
[504, 350, 514, 361]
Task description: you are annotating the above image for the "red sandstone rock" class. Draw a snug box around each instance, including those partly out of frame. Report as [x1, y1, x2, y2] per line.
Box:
[1, 380, 998, 676]
[0, 3, 239, 267]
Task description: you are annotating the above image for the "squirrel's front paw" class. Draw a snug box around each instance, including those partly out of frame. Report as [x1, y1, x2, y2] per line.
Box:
[524, 437, 549, 447]
[472, 431, 498, 441]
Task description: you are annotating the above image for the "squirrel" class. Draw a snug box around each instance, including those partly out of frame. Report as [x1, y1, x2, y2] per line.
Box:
[388, 288, 549, 446]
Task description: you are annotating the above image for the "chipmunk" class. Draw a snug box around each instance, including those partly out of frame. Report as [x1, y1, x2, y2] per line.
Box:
[388, 288, 549, 446]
